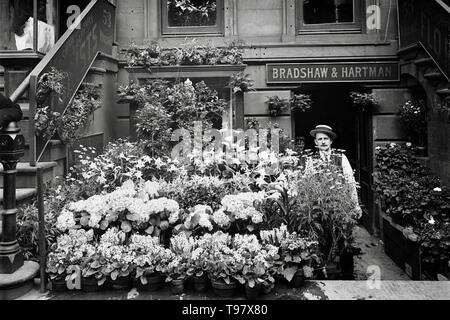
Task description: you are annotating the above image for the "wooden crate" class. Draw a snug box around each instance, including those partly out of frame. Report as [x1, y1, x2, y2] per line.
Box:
[382, 215, 422, 280]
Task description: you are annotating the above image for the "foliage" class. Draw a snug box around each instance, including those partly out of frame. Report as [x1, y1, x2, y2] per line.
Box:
[349, 91, 378, 111]
[167, 0, 217, 27]
[46, 229, 96, 280]
[266, 96, 288, 117]
[130, 234, 173, 285]
[260, 225, 322, 281]
[119, 79, 227, 157]
[124, 39, 244, 68]
[373, 143, 449, 226]
[398, 99, 428, 147]
[35, 74, 102, 144]
[227, 72, 255, 93]
[232, 234, 278, 288]
[289, 93, 313, 112]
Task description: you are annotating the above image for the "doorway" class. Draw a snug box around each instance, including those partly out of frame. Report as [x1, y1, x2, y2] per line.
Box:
[293, 84, 373, 220]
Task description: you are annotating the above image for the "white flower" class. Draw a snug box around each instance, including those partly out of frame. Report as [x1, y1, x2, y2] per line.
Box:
[56, 209, 76, 231]
[433, 187, 442, 192]
[406, 142, 412, 147]
[143, 181, 160, 198]
[428, 216, 436, 225]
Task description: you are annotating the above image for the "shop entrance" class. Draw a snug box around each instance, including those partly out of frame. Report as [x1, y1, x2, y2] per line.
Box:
[293, 84, 373, 218]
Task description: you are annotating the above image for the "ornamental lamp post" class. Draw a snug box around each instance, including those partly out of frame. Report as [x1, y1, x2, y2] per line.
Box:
[0, 122, 39, 300]
[0, 122, 25, 274]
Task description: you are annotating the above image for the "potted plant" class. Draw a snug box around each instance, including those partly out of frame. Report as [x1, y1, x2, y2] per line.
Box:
[130, 234, 172, 291]
[203, 232, 241, 298]
[46, 229, 95, 292]
[97, 228, 135, 290]
[266, 96, 288, 117]
[186, 238, 211, 292]
[349, 91, 378, 111]
[166, 233, 193, 295]
[289, 93, 313, 112]
[228, 72, 255, 94]
[399, 99, 428, 153]
[231, 234, 278, 299]
[80, 251, 106, 292]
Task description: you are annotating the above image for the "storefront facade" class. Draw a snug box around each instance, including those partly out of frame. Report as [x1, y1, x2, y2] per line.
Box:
[114, 0, 405, 235]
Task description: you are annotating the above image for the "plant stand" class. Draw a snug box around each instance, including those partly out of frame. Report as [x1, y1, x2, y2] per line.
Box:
[382, 215, 422, 280]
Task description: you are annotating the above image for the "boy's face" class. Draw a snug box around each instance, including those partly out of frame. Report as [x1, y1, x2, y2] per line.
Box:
[314, 132, 333, 152]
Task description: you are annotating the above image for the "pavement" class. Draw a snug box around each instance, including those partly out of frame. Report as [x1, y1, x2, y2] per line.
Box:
[11, 225, 450, 300]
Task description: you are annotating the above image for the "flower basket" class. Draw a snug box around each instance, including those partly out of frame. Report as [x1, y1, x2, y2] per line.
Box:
[170, 278, 185, 295]
[109, 275, 133, 290]
[244, 283, 262, 300]
[81, 276, 102, 293]
[137, 272, 164, 292]
[211, 279, 239, 298]
[50, 276, 68, 292]
[193, 274, 209, 293]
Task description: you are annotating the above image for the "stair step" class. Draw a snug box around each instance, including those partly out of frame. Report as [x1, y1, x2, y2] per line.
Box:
[0, 162, 57, 188]
[0, 188, 36, 204]
[414, 57, 434, 66]
[424, 72, 446, 80]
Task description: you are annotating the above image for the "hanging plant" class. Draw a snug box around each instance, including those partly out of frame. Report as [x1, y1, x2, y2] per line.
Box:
[227, 72, 255, 94]
[289, 93, 313, 112]
[398, 99, 428, 148]
[266, 96, 288, 117]
[437, 95, 450, 123]
[349, 91, 378, 111]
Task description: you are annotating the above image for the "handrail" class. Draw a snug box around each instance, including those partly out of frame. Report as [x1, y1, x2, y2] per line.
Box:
[436, 0, 450, 13]
[8, 0, 116, 165]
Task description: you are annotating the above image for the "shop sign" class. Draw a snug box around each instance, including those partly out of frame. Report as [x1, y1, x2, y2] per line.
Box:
[266, 62, 399, 83]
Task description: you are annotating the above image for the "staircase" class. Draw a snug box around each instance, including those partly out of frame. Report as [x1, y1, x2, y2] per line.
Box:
[0, 0, 117, 206]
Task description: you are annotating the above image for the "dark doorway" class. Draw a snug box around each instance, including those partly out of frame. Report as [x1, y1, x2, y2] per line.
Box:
[293, 84, 363, 169]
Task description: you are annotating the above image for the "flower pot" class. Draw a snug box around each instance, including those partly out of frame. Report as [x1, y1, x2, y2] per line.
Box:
[81, 276, 102, 292]
[244, 283, 261, 300]
[51, 277, 68, 292]
[290, 269, 305, 288]
[193, 274, 209, 293]
[138, 273, 163, 292]
[211, 279, 238, 298]
[170, 278, 185, 295]
[110, 276, 133, 290]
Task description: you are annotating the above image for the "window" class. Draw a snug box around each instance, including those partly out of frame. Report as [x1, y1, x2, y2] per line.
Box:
[297, 0, 361, 34]
[161, 0, 224, 36]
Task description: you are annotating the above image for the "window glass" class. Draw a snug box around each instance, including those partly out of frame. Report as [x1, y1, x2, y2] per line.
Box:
[0, 0, 56, 52]
[167, 0, 217, 27]
[162, 0, 223, 36]
[303, 0, 354, 24]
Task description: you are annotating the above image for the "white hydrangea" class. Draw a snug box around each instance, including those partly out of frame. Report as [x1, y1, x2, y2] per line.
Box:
[56, 209, 77, 232]
[212, 209, 230, 228]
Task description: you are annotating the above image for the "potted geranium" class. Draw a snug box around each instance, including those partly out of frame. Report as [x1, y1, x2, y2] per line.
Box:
[203, 232, 241, 298]
[266, 96, 288, 117]
[186, 236, 212, 292]
[231, 234, 278, 299]
[80, 250, 106, 292]
[165, 233, 193, 295]
[46, 229, 95, 292]
[97, 228, 135, 290]
[130, 234, 172, 291]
